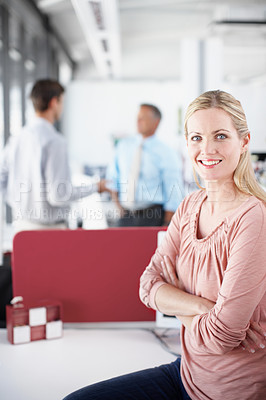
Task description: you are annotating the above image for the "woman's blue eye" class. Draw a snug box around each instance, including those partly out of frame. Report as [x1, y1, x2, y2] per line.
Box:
[191, 136, 201, 141]
[216, 134, 226, 139]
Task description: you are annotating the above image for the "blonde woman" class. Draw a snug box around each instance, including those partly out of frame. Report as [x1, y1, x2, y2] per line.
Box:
[63, 91, 266, 400]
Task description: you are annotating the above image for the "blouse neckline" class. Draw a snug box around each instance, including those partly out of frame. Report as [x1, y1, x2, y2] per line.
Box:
[193, 191, 255, 243]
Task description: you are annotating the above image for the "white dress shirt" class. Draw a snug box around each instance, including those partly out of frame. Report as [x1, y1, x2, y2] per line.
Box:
[0, 117, 97, 224]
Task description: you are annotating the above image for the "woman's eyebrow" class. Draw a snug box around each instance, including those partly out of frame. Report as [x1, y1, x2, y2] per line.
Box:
[188, 129, 230, 135]
[213, 129, 230, 133]
[187, 131, 202, 135]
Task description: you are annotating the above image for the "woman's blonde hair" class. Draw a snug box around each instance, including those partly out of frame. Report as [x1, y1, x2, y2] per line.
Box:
[184, 90, 266, 202]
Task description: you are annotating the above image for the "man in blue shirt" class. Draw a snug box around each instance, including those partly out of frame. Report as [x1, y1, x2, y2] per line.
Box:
[107, 104, 184, 226]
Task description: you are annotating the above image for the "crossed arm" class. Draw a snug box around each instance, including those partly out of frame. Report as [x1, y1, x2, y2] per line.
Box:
[156, 255, 266, 353]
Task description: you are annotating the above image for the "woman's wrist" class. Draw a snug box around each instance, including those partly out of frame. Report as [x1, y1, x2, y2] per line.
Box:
[196, 297, 215, 315]
[155, 284, 214, 317]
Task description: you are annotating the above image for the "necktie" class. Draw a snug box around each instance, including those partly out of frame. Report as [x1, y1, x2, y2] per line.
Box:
[126, 141, 143, 209]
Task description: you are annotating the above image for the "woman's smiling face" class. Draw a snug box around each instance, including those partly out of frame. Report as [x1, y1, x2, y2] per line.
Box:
[186, 107, 249, 184]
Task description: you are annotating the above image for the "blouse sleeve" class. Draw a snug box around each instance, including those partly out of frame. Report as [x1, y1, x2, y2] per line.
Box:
[139, 201, 183, 309]
[190, 202, 266, 354]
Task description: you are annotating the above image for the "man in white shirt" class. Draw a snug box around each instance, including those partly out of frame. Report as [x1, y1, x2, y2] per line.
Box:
[0, 79, 108, 231]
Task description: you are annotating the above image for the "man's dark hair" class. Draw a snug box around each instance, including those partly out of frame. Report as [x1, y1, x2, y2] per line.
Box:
[140, 103, 162, 120]
[30, 79, 65, 112]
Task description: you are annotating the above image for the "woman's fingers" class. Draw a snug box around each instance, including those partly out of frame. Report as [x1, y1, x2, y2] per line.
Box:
[241, 322, 266, 353]
[241, 338, 255, 353]
[161, 260, 171, 283]
[249, 321, 266, 339]
[246, 329, 262, 351]
[161, 256, 179, 287]
[248, 322, 266, 349]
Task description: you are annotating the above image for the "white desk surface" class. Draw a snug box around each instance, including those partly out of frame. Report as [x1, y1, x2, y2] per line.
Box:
[0, 327, 179, 400]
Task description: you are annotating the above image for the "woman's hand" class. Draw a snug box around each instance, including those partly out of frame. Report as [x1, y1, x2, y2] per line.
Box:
[241, 321, 266, 353]
[160, 255, 179, 288]
[160, 255, 215, 314]
[160, 257, 266, 347]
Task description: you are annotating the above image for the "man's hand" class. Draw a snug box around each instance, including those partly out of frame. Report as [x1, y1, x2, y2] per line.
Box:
[109, 190, 126, 217]
[97, 179, 111, 193]
[163, 210, 174, 226]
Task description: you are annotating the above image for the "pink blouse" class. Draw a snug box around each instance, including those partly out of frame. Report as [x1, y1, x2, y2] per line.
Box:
[140, 190, 266, 400]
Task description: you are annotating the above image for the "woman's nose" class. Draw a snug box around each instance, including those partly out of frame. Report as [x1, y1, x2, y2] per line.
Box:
[200, 139, 216, 155]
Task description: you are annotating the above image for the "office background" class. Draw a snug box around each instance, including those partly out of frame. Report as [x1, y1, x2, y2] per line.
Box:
[1, 0, 266, 238]
[0, 2, 266, 399]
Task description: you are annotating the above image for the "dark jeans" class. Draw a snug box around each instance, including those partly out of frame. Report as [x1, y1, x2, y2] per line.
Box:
[62, 357, 191, 400]
[116, 204, 164, 227]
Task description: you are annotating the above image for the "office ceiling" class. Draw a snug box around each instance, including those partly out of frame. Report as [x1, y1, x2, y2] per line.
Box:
[35, 0, 266, 82]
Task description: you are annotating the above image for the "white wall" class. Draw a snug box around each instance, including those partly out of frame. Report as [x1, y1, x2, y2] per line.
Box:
[222, 83, 266, 153]
[202, 38, 266, 153]
[62, 80, 187, 171]
[62, 35, 266, 173]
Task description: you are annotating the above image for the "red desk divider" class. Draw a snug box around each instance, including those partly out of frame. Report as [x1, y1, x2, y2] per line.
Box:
[12, 228, 165, 323]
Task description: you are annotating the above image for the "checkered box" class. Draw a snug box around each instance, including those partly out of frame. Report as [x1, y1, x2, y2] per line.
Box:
[6, 299, 63, 345]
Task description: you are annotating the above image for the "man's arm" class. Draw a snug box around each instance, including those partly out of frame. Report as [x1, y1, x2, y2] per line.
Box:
[163, 210, 174, 225]
[161, 148, 184, 222]
[45, 137, 100, 205]
[0, 139, 12, 192]
[105, 142, 125, 215]
[97, 179, 112, 194]
[111, 190, 125, 217]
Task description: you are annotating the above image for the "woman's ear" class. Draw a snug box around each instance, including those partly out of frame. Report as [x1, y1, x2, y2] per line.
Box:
[241, 133, 250, 153]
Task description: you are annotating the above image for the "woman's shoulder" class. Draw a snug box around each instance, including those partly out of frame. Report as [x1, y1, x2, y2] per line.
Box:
[179, 189, 205, 210]
[236, 195, 265, 217]
[172, 190, 205, 223]
[228, 195, 266, 231]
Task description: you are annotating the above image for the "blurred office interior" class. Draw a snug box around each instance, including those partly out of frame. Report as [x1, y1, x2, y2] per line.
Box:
[1, 0, 266, 244]
[1, 3, 266, 398]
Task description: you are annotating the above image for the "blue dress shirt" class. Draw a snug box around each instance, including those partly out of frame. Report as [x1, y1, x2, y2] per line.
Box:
[107, 134, 184, 212]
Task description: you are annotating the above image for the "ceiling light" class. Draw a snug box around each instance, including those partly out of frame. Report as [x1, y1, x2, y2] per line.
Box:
[24, 59, 36, 71]
[210, 19, 266, 36]
[38, 0, 66, 10]
[71, 0, 121, 78]
[8, 48, 22, 62]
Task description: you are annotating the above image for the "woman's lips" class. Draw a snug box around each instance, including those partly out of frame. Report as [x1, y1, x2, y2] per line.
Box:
[198, 159, 222, 167]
